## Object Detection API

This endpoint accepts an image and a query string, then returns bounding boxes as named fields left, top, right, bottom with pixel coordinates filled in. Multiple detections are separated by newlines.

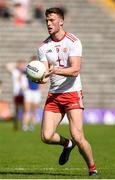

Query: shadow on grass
left=0, top=170, right=83, bottom=178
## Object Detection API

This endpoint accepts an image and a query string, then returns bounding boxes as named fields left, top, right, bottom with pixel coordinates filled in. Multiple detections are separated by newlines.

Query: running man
left=37, top=7, right=97, bottom=176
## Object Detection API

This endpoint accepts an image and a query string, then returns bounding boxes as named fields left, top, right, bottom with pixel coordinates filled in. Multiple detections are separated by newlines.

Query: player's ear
left=59, top=19, right=64, bottom=26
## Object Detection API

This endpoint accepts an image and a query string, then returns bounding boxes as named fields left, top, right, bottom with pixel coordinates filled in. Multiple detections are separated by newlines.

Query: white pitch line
left=14, top=168, right=25, bottom=171
left=3, top=167, right=86, bottom=171
left=42, top=167, right=83, bottom=171
left=3, top=167, right=108, bottom=171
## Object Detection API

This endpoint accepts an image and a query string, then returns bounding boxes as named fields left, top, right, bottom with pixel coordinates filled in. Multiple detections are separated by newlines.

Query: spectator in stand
left=33, top=3, right=44, bottom=23
left=6, top=60, right=28, bottom=130
left=0, top=0, right=11, bottom=19
left=57, top=4, right=67, bottom=16
left=12, top=0, right=30, bottom=25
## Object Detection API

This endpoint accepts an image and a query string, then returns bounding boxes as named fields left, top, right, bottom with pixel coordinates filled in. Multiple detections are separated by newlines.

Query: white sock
left=22, top=125, right=28, bottom=131
left=67, top=140, right=72, bottom=148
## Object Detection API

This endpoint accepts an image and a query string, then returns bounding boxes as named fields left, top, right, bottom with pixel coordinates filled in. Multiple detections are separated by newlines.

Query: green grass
left=0, top=122, right=115, bottom=179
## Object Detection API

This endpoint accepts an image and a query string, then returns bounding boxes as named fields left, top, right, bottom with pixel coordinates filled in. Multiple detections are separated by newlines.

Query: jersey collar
left=51, top=32, right=66, bottom=42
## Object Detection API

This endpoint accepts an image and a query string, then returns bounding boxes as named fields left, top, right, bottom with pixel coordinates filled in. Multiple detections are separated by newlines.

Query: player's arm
left=45, top=38, right=82, bottom=77
left=52, top=56, right=81, bottom=77
left=5, top=62, right=17, bottom=73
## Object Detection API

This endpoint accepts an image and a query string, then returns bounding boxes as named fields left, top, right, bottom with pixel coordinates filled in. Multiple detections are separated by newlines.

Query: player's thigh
left=31, top=90, right=41, bottom=104
left=24, top=90, right=34, bottom=112
left=67, top=109, right=84, bottom=139
left=24, top=102, right=31, bottom=112
left=31, top=103, right=38, bottom=112
left=41, top=111, right=63, bottom=138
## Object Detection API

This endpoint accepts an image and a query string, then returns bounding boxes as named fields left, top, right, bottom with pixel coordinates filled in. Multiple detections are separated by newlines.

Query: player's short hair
left=45, top=7, right=64, bottom=20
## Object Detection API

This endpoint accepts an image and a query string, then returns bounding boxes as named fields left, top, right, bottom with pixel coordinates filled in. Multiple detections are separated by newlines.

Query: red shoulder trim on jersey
left=66, top=33, right=77, bottom=42
left=66, top=33, right=77, bottom=40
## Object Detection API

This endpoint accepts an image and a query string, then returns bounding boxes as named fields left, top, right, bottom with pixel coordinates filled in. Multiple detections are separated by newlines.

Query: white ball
left=26, top=60, right=46, bottom=81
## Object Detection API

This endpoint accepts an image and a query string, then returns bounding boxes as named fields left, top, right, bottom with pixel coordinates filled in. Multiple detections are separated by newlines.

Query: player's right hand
left=45, top=64, right=54, bottom=78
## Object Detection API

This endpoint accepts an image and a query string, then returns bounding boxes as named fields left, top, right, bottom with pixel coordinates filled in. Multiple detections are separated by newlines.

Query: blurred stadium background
left=0, top=0, right=115, bottom=124
left=0, top=0, right=115, bottom=179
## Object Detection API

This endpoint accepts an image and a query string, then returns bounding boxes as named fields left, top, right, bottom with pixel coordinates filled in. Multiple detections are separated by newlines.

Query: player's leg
left=42, top=111, right=63, bottom=144
left=30, top=102, right=38, bottom=131
left=41, top=92, right=71, bottom=146
left=22, top=89, right=33, bottom=131
left=13, top=96, right=19, bottom=130
left=13, top=95, right=24, bottom=130
left=67, top=109, right=97, bottom=175
left=22, top=101, right=31, bottom=131
left=42, top=92, right=76, bottom=164
left=41, top=111, right=70, bottom=146
left=29, top=90, right=42, bottom=131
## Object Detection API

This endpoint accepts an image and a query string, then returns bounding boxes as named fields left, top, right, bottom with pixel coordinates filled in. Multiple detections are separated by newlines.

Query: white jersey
left=37, top=32, right=83, bottom=93
left=11, top=69, right=28, bottom=96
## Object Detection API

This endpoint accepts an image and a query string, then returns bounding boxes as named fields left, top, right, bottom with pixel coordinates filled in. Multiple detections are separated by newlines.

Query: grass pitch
left=0, top=122, right=115, bottom=179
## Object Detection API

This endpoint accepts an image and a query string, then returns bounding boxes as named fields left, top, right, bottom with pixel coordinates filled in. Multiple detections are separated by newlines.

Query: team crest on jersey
left=63, top=48, right=68, bottom=53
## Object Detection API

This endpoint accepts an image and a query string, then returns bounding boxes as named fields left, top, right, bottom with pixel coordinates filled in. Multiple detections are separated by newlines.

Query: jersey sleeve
left=69, top=38, right=82, bottom=57
left=37, top=47, right=47, bottom=62
left=11, top=69, right=19, bottom=77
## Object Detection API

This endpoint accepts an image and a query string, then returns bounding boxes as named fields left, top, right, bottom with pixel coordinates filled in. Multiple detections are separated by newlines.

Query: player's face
left=46, top=13, right=63, bottom=35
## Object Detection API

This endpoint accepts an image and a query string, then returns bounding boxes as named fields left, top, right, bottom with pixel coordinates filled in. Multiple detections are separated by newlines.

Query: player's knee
left=41, top=132, right=52, bottom=144
left=73, top=134, right=84, bottom=147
